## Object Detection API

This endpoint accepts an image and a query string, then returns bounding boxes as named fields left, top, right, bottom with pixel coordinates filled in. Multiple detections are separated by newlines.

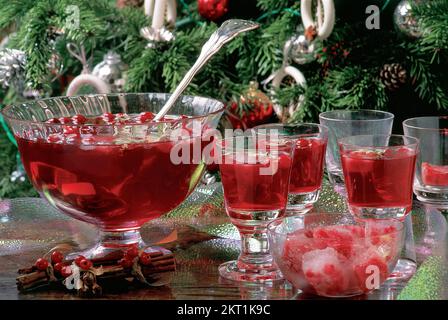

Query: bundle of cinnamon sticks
left=16, top=251, right=175, bottom=297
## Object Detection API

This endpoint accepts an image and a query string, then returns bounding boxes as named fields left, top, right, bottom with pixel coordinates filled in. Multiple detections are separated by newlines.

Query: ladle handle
left=154, top=19, right=259, bottom=121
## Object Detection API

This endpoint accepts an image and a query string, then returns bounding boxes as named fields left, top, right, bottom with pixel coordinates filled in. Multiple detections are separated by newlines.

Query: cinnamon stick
left=151, top=253, right=173, bottom=262
left=147, top=258, right=175, bottom=268
left=90, top=251, right=164, bottom=266
left=16, top=271, right=47, bottom=286
left=16, top=250, right=175, bottom=294
left=18, top=266, right=36, bottom=275
left=16, top=269, right=57, bottom=292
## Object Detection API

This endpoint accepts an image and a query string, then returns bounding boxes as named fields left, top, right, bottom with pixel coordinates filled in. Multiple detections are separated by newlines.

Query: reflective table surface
left=0, top=181, right=447, bottom=300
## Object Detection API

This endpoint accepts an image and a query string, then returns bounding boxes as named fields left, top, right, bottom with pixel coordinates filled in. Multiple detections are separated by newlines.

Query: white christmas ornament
left=263, top=1, right=337, bottom=121
left=301, top=0, right=335, bottom=40
left=270, top=66, right=307, bottom=121
left=263, top=42, right=307, bottom=121
left=65, top=43, right=110, bottom=96
left=144, top=0, right=177, bottom=28
left=141, top=0, right=177, bottom=48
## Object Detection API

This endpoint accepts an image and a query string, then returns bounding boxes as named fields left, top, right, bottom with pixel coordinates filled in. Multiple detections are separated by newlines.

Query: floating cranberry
left=125, top=246, right=139, bottom=259
left=47, top=133, right=63, bottom=143
left=80, top=126, right=96, bottom=135
left=77, top=258, right=93, bottom=270
left=59, top=117, right=72, bottom=124
left=51, top=250, right=64, bottom=264
left=63, top=126, right=78, bottom=135
left=139, top=252, right=152, bottom=266
left=46, top=118, right=60, bottom=124
left=35, top=258, right=49, bottom=271
left=138, top=112, right=155, bottom=123
left=101, top=112, right=115, bottom=123
left=60, top=266, right=72, bottom=278
left=53, top=262, right=64, bottom=273
left=72, top=114, right=87, bottom=125
left=119, top=258, right=134, bottom=269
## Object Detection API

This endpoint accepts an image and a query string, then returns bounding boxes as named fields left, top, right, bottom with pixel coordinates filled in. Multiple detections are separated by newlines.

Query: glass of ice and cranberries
left=339, top=135, right=419, bottom=219
left=253, top=123, right=328, bottom=215
left=1, top=93, right=224, bottom=260
left=268, top=214, right=404, bottom=298
left=403, top=117, right=448, bottom=208
left=218, top=135, right=294, bottom=282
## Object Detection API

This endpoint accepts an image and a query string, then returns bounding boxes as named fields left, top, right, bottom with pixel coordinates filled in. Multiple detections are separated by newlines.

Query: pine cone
left=380, top=63, right=407, bottom=91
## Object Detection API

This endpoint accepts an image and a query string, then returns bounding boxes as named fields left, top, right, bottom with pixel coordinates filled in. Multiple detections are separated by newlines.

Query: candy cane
left=301, top=0, right=335, bottom=40
left=271, top=66, right=307, bottom=120
left=144, top=0, right=177, bottom=28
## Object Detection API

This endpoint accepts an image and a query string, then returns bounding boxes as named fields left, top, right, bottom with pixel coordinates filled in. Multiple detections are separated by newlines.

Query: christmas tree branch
left=0, top=0, right=35, bottom=30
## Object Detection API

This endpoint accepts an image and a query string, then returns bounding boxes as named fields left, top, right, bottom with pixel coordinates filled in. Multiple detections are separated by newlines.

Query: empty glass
left=403, top=117, right=448, bottom=208
left=339, top=134, right=419, bottom=219
left=218, top=135, right=294, bottom=282
left=253, top=123, right=328, bottom=214
left=319, top=110, right=394, bottom=195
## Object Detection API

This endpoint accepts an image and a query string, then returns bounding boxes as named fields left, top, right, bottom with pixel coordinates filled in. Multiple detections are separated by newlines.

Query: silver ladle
left=154, top=19, right=260, bottom=121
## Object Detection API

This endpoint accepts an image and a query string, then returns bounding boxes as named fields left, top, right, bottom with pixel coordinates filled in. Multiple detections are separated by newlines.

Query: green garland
left=0, top=0, right=447, bottom=197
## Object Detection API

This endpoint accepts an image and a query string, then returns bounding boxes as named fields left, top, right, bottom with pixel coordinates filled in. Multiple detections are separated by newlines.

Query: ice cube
left=302, top=247, right=350, bottom=296
left=353, top=247, right=389, bottom=293
left=282, top=230, right=316, bottom=273
left=312, top=226, right=356, bottom=258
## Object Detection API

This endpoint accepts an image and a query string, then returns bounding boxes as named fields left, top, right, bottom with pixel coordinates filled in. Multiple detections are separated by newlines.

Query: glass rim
left=267, top=213, right=404, bottom=236
left=403, top=116, right=448, bottom=132
left=252, top=123, right=329, bottom=139
left=337, top=134, right=419, bottom=149
left=0, top=93, right=225, bottom=127
left=319, top=109, right=394, bottom=122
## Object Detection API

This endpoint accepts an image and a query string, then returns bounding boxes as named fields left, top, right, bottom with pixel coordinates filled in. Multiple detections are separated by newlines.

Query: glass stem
left=238, top=231, right=274, bottom=267
left=99, top=229, right=144, bottom=248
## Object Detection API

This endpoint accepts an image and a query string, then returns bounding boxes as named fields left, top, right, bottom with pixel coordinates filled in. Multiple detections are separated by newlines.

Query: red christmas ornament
left=226, top=81, right=274, bottom=130
left=198, top=0, right=229, bottom=22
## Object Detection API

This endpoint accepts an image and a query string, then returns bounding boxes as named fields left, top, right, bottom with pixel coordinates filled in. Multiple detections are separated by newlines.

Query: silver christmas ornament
left=92, top=52, right=128, bottom=92
left=201, top=171, right=217, bottom=185
left=140, top=26, right=175, bottom=49
left=0, top=48, right=48, bottom=99
left=394, top=0, right=423, bottom=38
left=22, top=86, right=46, bottom=100
left=0, top=48, right=26, bottom=89
left=288, top=34, right=315, bottom=65
left=10, top=169, right=26, bottom=183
